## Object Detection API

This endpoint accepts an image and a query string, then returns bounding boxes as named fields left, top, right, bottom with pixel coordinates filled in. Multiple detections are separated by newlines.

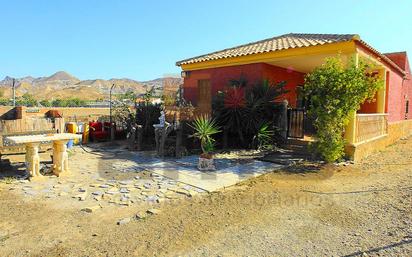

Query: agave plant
left=253, top=122, right=275, bottom=150
left=213, top=78, right=287, bottom=147
left=190, top=116, right=220, bottom=155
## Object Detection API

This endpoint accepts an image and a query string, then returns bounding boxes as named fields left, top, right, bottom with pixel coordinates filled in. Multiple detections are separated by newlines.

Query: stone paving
left=2, top=145, right=284, bottom=208
left=3, top=156, right=206, bottom=209
left=128, top=153, right=285, bottom=192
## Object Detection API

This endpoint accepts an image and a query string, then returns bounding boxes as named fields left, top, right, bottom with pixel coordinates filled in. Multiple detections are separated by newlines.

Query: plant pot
left=200, top=153, right=213, bottom=159
left=198, top=156, right=216, bottom=171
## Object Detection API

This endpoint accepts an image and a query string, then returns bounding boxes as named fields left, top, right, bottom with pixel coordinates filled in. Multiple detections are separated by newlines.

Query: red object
left=103, top=122, right=111, bottom=131
left=89, top=122, right=109, bottom=141
left=46, top=110, right=62, bottom=118
left=224, top=87, right=246, bottom=108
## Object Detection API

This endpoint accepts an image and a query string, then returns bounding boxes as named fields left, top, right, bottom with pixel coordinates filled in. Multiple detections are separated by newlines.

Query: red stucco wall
left=358, top=94, right=378, bottom=113
left=384, top=52, right=412, bottom=122
left=183, top=63, right=305, bottom=107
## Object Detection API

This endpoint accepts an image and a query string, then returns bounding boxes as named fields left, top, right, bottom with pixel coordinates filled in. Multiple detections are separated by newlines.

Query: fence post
left=280, top=100, right=289, bottom=142
left=175, top=122, right=183, bottom=158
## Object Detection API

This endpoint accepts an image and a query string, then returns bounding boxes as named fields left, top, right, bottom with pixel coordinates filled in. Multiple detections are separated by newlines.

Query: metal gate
left=287, top=108, right=305, bottom=138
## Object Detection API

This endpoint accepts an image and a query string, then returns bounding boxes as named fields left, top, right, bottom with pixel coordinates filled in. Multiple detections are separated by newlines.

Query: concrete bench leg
left=25, top=143, right=42, bottom=179
left=53, top=140, right=69, bottom=177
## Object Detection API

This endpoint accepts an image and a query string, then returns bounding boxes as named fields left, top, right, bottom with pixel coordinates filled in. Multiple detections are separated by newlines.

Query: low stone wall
left=346, top=119, right=412, bottom=161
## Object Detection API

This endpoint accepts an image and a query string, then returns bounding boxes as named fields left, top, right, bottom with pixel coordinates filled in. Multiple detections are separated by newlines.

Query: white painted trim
left=351, top=134, right=388, bottom=147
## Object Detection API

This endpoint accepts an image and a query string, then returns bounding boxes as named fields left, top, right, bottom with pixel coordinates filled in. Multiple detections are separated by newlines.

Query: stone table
left=6, top=133, right=82, bottom=179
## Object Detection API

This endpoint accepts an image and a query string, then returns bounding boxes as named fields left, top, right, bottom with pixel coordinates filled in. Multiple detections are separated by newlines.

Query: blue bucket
left=67, top=139, right=74, bottom=148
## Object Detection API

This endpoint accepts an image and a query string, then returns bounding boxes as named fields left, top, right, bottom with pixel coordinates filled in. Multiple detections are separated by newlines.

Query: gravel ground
left=0, top=137, right=411, bottom=256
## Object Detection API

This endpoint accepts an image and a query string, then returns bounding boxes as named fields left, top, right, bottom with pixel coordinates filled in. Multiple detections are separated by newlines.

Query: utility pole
left=109, top=83, right=115, bottom=124
left=12, top=78, right=16, bottom=107
left=109, top=84, right=116, bottom=141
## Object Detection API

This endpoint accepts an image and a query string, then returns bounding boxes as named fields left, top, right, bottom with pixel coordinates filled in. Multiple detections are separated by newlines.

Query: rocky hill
left=0, top=71, right=182, bottom=100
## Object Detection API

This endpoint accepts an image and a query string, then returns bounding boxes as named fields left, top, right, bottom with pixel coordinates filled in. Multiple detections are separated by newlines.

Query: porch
left=354, top=113, right=388, bottom=144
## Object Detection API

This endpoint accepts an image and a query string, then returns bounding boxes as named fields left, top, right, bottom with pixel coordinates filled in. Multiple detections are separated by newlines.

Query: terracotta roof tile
left=176, top=33, right=357, bottom=66
left=176, top=33, right=406, bottom=76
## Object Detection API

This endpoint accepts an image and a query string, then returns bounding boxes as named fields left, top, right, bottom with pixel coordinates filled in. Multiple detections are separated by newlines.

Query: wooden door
left=197, top=79, right=212, bottom=115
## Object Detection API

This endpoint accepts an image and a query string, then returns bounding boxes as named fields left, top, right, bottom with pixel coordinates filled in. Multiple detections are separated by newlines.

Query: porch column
left=344, top=52, right=359, bottom=145
left=344, top=111, right=357, bottom=144
left=376, top=69, right=386, bottom=113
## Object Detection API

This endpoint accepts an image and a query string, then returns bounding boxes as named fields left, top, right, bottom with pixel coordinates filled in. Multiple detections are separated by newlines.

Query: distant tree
left=40, top=99, right=52, bottom=107
left=16, top=93, right=37, bottom=107
left=50, top=98, right=87, bottom=107
left=0, top=98, right=11, bottom=106
left=117, top=91, right=137, bottom=102
left=51, top=99, right=64, bottom=107
left=142, top=86, right=155, bottom=104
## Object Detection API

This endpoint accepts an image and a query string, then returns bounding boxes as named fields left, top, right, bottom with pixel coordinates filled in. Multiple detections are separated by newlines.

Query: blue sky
left=0, top=0, right=411, bottom=81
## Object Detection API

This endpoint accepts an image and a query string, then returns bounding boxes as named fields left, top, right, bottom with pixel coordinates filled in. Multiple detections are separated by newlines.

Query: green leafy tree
left=51, top=99, right=64, bottom=107
left=303, top=57, right=383, bottom=162
left=117, top=91, right=137, bottom=102
left=50, top=98, right=87, bottom=107
left=40, top=99, right=52, bottom=107
left=16, top=93, right=37, bottom=107
left=0, top=98, right=11, bottom=106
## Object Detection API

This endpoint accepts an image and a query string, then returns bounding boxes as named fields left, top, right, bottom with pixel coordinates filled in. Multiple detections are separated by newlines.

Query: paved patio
left=1, top=145, right=285, bottom=209
left=129, top=152, right=285, bottom=192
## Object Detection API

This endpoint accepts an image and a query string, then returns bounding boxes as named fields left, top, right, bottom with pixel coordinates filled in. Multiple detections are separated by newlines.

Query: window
left=406, top=100, right=410, bottom=119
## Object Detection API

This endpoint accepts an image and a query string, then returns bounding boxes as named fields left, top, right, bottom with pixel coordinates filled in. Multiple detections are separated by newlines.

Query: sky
left=0, top=0, right=411, bottom=81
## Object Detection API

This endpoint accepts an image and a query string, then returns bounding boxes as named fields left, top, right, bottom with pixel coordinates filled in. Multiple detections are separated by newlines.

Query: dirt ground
left=0, top=137, right=411, bottom=256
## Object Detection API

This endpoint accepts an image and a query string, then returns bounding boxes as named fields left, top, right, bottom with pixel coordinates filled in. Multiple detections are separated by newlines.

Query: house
left=176, top=33, right=412, bottom=161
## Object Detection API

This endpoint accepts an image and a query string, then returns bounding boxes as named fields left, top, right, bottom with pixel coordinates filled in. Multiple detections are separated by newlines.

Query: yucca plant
left=190, top=116, right=220, bottom=157
left=253, top=122, right=275, bottom=150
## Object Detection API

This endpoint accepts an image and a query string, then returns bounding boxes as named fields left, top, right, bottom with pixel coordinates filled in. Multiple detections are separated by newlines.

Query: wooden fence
left=0, top=118, right=64, bottom=151
left=355, top=113, right=388, bottom=143
left=165, top=106, right=201, bottom=121
left=0, top=118, right=54, bottom=134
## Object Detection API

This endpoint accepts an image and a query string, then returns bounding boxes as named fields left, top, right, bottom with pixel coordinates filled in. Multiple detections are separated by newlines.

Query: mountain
left=34, top=71, right=80, bottom=85
left=0, top=71, right=182, bottom=100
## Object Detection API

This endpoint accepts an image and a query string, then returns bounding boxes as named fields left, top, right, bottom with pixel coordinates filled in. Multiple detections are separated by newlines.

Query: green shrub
left=135, top=101, right=161, bottom=139
left=304, top=57, right=383, bottom=162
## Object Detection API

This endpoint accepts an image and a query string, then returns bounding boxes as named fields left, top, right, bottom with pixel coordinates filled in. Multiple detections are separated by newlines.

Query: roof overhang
left=179, top=41, right=357, bottom=73
left=354, top=40, right=406, bottom=76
